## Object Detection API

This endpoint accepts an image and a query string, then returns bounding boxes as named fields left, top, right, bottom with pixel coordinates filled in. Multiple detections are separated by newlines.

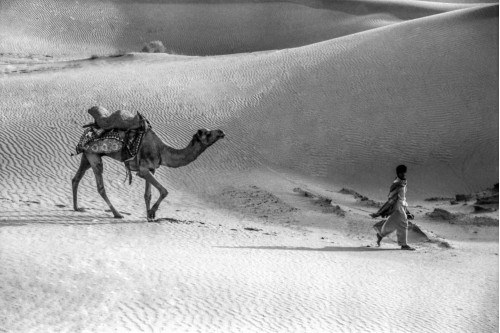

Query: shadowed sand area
left=0, top=0, right=498, bottom=332
left=0, top=0, right=492, bottom=56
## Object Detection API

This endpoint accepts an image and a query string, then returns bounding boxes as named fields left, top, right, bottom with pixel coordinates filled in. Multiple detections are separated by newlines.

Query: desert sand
left=0, top=0, right=498, bottom=332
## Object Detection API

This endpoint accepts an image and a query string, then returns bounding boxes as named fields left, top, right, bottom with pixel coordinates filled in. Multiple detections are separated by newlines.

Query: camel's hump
left=87, top=106, right=142, bottom=130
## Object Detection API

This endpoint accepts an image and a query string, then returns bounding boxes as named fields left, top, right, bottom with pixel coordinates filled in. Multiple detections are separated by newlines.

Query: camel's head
left=194, top=128, right=225, bottom=147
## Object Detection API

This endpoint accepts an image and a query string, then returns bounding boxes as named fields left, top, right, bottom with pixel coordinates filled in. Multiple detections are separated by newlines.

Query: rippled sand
left=0, top=1, right=498, bottom=332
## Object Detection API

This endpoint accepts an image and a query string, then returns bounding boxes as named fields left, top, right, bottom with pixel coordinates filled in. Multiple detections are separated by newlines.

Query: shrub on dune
left=142, top=40, right=166, bottom=53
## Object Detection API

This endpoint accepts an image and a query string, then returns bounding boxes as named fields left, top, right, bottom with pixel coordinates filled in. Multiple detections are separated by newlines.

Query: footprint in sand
left=244, top=227, right=263, bottom=232
left=21, top=200, right=41, bottom=206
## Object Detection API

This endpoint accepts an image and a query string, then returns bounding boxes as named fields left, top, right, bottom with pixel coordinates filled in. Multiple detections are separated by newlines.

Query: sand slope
left=1, top=3, right=497, bottom=200
left=1, top=213, right=498, bottom=332
left=0, top=0, right=482, bottom=57
left=0, top=1, right=498, bottom=332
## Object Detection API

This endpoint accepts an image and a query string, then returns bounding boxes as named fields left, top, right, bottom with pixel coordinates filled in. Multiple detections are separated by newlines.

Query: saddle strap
left=124, top=161, right=133, bottom=185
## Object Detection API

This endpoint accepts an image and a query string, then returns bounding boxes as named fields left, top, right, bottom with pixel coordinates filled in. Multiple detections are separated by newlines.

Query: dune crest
left=0, top=0, right=485, bottom=57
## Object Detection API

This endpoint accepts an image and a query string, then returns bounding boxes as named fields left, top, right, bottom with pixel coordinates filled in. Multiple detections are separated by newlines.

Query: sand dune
left=1, top=214, right=497, bottom=332
left=0, top=1, right=498, bottom=332
left=0, top=0, right=482, bottom=57
left=1, top=3, right=497, bottom=199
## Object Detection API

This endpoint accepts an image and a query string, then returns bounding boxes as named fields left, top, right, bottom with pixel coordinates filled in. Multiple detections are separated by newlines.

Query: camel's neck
left=160, top=138, right=206, bottom=168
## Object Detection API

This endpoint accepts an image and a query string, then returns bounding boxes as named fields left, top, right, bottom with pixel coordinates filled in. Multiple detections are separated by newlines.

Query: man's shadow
left=217, top=246, right=400, bottom=252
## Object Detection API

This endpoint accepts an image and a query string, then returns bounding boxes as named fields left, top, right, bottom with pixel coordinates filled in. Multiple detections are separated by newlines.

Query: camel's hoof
left=147, top=211, right=156, bottom=222
left=75, top=208, right=86, bottom=213
left=113, top=214, right=124, bottom=219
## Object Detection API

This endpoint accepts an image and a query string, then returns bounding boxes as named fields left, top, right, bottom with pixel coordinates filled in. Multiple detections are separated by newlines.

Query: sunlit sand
left=0, top=1, right=498, bottom=332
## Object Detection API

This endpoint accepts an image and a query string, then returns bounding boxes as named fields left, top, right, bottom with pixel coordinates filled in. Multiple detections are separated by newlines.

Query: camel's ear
left=193, top=129, right=204, bottom=141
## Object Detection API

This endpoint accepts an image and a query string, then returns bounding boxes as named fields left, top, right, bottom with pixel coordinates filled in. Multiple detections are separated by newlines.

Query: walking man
left=370, top=164, right=415, bottom=251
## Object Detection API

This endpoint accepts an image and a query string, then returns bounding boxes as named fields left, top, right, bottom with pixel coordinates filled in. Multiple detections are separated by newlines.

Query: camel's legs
left=138, top=167, right=168, bottom=221
left=86, top=153, right=124, bottom=219
left=144, top=169, right=155, bottom=213
left=72, top=154, right=91, bottom=212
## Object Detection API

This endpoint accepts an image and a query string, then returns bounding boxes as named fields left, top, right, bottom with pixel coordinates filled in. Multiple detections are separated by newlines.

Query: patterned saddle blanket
left=75, top=127, right=148, bottom=159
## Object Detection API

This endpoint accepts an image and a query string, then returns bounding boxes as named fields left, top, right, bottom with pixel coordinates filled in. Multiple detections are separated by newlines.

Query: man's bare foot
left=376, top=233, right=383, bottom=247
left=401, top=245, right=416, bottom=251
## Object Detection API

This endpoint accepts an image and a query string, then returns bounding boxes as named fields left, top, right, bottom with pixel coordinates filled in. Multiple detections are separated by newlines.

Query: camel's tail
left=124, top=162, right=133, bottom=185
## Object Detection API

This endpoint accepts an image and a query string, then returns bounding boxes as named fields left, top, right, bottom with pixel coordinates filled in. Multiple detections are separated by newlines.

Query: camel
left=72, top=128, right=225, bottom=221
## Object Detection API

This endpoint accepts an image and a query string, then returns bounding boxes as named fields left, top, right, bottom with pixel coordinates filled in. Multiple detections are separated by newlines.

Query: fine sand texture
left=0, top=1, right=498, bottom=332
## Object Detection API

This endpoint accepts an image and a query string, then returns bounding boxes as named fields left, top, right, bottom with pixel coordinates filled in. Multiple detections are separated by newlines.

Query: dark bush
left=142, top=41, right=166, bottom=53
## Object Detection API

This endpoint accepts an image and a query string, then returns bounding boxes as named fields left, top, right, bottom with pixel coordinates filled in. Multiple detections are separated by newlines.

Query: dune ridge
left=0, top=0, right=485, bottom=57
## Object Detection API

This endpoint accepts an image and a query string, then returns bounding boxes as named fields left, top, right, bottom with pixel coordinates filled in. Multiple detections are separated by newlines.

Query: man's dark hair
left=396, top=164, right=407, bottom=174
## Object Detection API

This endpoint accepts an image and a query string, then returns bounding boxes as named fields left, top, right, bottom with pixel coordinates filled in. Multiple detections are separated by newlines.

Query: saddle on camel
left=74, top=106, right=151, bottom=174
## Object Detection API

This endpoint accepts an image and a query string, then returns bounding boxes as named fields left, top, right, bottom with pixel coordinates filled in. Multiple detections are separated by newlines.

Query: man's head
left=396, top=164, right=407, bottom=179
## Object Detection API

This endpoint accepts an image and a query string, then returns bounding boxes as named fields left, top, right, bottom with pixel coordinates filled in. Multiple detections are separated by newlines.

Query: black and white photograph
left=0, top=0, right=498, bottom=332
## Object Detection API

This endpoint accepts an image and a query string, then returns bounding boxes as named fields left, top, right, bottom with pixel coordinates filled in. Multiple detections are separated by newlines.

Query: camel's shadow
left=0, top=211, right=142, bottom=226
left=0, top=211, right=197, bottom=227
left=0, top=221, right=28, bottom=227
left=0, top=217, right=146, bottom=226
